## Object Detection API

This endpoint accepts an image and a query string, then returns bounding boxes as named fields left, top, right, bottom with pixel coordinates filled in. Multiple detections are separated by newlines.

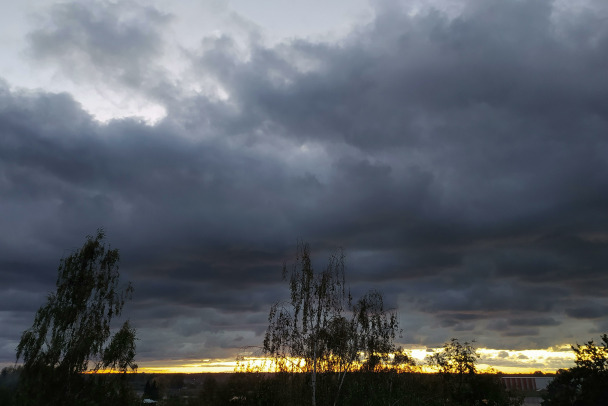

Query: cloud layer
left=1, top=0, right=608, bottom=368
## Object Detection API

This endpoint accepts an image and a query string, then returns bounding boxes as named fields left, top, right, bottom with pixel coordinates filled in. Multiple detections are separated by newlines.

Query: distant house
left=502, top=376, right=553, bottom=391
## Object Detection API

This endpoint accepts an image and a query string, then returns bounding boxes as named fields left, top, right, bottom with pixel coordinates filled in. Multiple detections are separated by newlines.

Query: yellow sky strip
left=134, top=346, right=576, bottom=374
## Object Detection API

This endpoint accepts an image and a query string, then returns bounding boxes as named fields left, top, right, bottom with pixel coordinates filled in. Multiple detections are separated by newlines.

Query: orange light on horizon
left=138, top=345, right=575, bottom=374
left=133, top=345, right=576, bottom=375
left=138, top=361, right=238, bottom=374
left=86, top=369, right=135, bottom=374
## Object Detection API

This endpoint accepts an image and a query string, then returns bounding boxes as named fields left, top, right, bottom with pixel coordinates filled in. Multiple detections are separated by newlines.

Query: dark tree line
left=209, top=338, right=521, bottom=406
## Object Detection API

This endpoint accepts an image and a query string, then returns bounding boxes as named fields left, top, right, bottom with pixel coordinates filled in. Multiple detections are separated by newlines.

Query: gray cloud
left=27, top=1, right=170, bottom=88
left=566, top=305, right=608, bottom=320
left=2, top=0, right=608, bottom=366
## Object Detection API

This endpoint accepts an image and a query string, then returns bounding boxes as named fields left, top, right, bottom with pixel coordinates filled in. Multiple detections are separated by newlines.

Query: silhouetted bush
left=543, top=334, right=608, bottom=406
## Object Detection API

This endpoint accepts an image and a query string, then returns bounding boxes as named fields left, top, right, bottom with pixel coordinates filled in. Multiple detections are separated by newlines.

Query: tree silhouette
left=263, top=242, right=399, bottom=406
left=16, top=229, right=137, bottom=406
left=428, top=339, right=479, bottom=405
left=543, top=334, right=608, bottom=406
left=428, top=338, right=479, bottom=376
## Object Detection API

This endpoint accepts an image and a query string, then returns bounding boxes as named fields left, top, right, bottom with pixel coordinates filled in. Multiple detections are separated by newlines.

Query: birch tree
left=263, top=242, right=399, bottom=406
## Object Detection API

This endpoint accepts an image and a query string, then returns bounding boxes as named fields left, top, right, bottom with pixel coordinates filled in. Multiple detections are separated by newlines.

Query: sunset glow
left=135, top=346, right=576, bottom=374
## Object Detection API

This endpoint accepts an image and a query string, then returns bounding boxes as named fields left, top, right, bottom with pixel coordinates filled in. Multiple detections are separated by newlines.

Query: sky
left=1, top=0, right=608, bottom=373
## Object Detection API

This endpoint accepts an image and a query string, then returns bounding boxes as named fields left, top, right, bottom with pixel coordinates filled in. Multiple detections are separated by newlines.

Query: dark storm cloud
left=565, top=305, right=608, bottom=320
left=510, top=317, right=561, bottom=327
left=187, top=0, right=608, bottom=272
left=2, top=0, right=608, bottom=365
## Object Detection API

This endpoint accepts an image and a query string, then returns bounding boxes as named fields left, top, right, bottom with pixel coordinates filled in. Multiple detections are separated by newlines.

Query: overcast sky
left=1, top=0, right=608, bottom=372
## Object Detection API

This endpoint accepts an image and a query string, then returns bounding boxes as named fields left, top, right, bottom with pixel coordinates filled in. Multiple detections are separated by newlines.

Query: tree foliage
left=263, top=242, right=399, bottom=406
left=428, top=338, right=479, bottom=376
left=542, top=334, right=608, bottom=406
left=16, top=229, right=137, bottom=406
left=427, top=338, right=521, bottom=406
left=427, top=338, right=479, bottom=404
